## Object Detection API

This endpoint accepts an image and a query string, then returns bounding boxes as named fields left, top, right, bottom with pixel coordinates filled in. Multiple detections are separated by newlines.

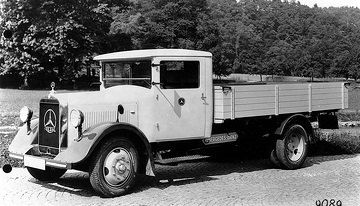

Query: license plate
left=203, top=132, right=239, bottom=145
left=24, top=155, right=46, bottom=170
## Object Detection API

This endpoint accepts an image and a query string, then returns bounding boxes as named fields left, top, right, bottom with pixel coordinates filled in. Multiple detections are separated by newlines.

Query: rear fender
left=55, top=122, right=155, bottom=176
left=274, top=114, right=314, bottom=143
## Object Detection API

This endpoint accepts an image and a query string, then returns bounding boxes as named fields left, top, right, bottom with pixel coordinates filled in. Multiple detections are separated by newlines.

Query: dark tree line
left=1, top=0, right=360, bottom=87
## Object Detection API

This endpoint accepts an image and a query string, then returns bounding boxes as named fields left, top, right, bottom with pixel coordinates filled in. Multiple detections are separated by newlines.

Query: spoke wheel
left=276, top=124, right=308, bottom=169
left=90, top=137, right=139, bottom=197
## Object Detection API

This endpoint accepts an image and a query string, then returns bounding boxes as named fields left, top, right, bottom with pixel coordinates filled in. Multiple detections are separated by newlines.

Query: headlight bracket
left=20, top=106, right=33, bottom=135
left=70, top=109, right=84, bottom=141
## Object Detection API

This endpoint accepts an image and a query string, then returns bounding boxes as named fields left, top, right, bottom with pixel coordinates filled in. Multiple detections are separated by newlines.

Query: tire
left=269, top=149, right=282, bottom=168
left=275, top=124, right=308, bottom=169
left=27, top=166, right=67, bottom=182
left=89, top=136, right=139, bottom=197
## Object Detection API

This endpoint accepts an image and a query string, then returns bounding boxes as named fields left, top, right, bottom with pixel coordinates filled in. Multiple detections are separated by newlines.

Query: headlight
left=20, top=106, right=33, bottom=123
left=70, top=109, right=84, bottom=128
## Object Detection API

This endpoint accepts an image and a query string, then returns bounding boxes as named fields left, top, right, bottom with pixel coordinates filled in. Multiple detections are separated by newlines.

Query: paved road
left=1, top=154, right=359, bottom=206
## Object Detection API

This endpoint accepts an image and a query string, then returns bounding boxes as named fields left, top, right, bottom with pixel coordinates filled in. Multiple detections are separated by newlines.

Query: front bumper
left=9, top=152, right=71, bottom=170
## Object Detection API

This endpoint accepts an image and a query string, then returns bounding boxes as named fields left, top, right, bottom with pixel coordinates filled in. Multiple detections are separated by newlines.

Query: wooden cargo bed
left=214, top=82, right=348, bottom=123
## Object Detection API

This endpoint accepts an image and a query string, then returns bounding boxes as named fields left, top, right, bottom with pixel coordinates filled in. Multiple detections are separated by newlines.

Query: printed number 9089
left=316, top=199, right=342, bottom=206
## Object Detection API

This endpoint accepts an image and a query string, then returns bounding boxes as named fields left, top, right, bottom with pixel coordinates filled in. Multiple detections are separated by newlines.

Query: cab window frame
left=101, top=60, right=152, bottom=89
left=159, top=60, right=200, bottom=89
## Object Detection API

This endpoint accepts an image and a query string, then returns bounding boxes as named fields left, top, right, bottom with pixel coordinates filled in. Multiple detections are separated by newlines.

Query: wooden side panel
left=233, top=85, right=276, bottom=118
left=311, top=82, right=346, bottom=111
left=214, top=86, right=232, bottom=123
left=344, top=85, right=349, bottom=109
left=213, top=87, right=223, bottom=121
left=213, top=82, right=348, bottom=123
left=278, top=84, right=309, bottom=114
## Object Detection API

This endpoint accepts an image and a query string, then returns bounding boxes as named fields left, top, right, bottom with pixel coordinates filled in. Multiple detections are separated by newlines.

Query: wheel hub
left=103, top=148, right=132, bottom=186
left=287, top=133, right=305, bottom=161
left=115, top=162, right=127, bottom=174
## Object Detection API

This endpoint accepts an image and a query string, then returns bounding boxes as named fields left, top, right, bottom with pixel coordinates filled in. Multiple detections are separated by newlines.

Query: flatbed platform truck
left=8, top=49, right=348, bottom=197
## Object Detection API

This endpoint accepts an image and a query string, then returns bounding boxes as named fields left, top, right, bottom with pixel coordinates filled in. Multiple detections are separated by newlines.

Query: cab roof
left=94, top=49, right=212, bottom=61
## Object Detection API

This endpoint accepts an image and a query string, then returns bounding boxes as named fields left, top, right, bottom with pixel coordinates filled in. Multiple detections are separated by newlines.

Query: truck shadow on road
left=135, top=154, right=359, bottom=192
left=29, top=154, right=358, bottom=197
left=135, top=157, right=273, bottom=190
left=30, top=172, right=96, bottom=197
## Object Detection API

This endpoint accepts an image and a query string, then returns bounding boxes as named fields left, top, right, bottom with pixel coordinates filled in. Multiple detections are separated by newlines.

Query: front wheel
left=27, top=167, right=67, bottom=182
left=89, top=136, right=139, bottom=197
left=275, top=124, right=308, bottom=169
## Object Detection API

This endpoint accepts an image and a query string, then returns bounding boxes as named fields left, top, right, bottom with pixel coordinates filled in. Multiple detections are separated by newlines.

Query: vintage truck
left=8, top=49, right=348, bottom=197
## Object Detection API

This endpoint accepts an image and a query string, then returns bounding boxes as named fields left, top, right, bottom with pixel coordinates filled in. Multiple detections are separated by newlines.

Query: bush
left=0, top=132, right=24, bottom=168
left=0, top=115, right=24, bottom=168
left=310, top=129, right=360, bottom=156
left=337, top=112, right=360, bottom=122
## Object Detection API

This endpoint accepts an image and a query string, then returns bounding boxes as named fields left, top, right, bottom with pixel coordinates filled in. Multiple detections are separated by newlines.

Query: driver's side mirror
left=90, top=82, right=102, bottom=86
left=90, top=82, right=102, bottom=90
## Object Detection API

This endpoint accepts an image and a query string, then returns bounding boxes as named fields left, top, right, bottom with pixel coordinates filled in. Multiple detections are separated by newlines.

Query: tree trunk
left=20, top=76, right=29, bottom=89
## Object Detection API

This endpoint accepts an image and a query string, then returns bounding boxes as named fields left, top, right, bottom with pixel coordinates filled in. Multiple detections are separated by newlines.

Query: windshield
left=102, top=61, right=151, bottom=88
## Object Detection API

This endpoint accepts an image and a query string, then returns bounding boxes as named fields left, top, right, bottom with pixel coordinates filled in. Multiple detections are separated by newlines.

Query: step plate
left=155, top=155, right=210, bottom=165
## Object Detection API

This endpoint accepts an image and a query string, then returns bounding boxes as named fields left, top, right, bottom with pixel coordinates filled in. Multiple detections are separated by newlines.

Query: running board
left=154, top=154, right=210, bottom=166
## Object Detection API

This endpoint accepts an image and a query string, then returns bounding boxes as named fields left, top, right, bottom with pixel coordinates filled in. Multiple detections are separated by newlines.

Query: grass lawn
left=0, top=89, right=72, bottom=116
left=1, top=86, right=360, bottom=169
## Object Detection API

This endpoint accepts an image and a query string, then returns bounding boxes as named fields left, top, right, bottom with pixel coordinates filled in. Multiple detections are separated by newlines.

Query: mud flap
left=146, top=157, right=155, bottom=176
left=318, top=114, right=339, bottom=129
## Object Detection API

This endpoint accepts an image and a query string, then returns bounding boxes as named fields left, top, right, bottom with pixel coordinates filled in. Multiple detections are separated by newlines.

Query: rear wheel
left=89, top=136, right=139, bottom=197
left=275, top=124, right=308, bottom=169
left=269, top=149, right=282, bottom=168
left=27, top=167, right=66, bottom=181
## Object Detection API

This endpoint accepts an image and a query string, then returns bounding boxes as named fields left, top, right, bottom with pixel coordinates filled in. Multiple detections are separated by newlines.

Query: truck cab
left=95, top=49, right=214, bottom=142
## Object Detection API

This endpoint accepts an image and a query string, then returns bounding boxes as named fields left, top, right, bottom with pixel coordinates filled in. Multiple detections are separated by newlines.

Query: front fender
left=9, top=119, right=39, bottom=155
left=54, top=122, right=152, bottom=164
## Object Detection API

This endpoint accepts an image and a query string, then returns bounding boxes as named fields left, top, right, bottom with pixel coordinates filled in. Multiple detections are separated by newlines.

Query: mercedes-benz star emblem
left=178, top=97, right=185, bottom=106
left=44, top=109, right=56, bottom=133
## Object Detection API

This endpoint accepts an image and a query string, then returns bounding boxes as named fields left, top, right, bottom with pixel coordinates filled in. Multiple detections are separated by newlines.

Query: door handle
left=201, top=93, right=206, bottom=101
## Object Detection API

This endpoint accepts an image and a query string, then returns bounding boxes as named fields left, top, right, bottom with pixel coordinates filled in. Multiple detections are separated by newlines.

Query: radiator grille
left=39, top=98, right=60, bottom=155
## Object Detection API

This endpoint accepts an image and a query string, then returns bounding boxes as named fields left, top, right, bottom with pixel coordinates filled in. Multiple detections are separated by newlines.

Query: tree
left=114, top=0, right=209, bottom=49
left=264, top=40, right=294, bottom=76
left=0, top=0, right=131, bottom=86
left=111, top=0, right=225, bottom=75
left=2, top=0, right=360, bottom=84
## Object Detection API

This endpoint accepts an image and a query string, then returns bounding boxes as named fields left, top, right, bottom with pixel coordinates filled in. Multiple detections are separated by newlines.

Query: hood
left=47, top=85, right=153, bottom=132
left=53, top=85, right=152, bottom=107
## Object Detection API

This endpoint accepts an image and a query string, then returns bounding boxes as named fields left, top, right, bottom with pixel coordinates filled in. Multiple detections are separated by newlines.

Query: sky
left=297, top=0, right=360, bottom=8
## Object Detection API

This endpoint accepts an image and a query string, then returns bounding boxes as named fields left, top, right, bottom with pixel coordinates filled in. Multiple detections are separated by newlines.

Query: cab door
left=153, top=57, right=207, bottom=141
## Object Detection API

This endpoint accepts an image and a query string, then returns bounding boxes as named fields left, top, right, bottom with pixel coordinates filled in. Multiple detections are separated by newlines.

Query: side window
left=160, top=61, right=199, bottom=89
